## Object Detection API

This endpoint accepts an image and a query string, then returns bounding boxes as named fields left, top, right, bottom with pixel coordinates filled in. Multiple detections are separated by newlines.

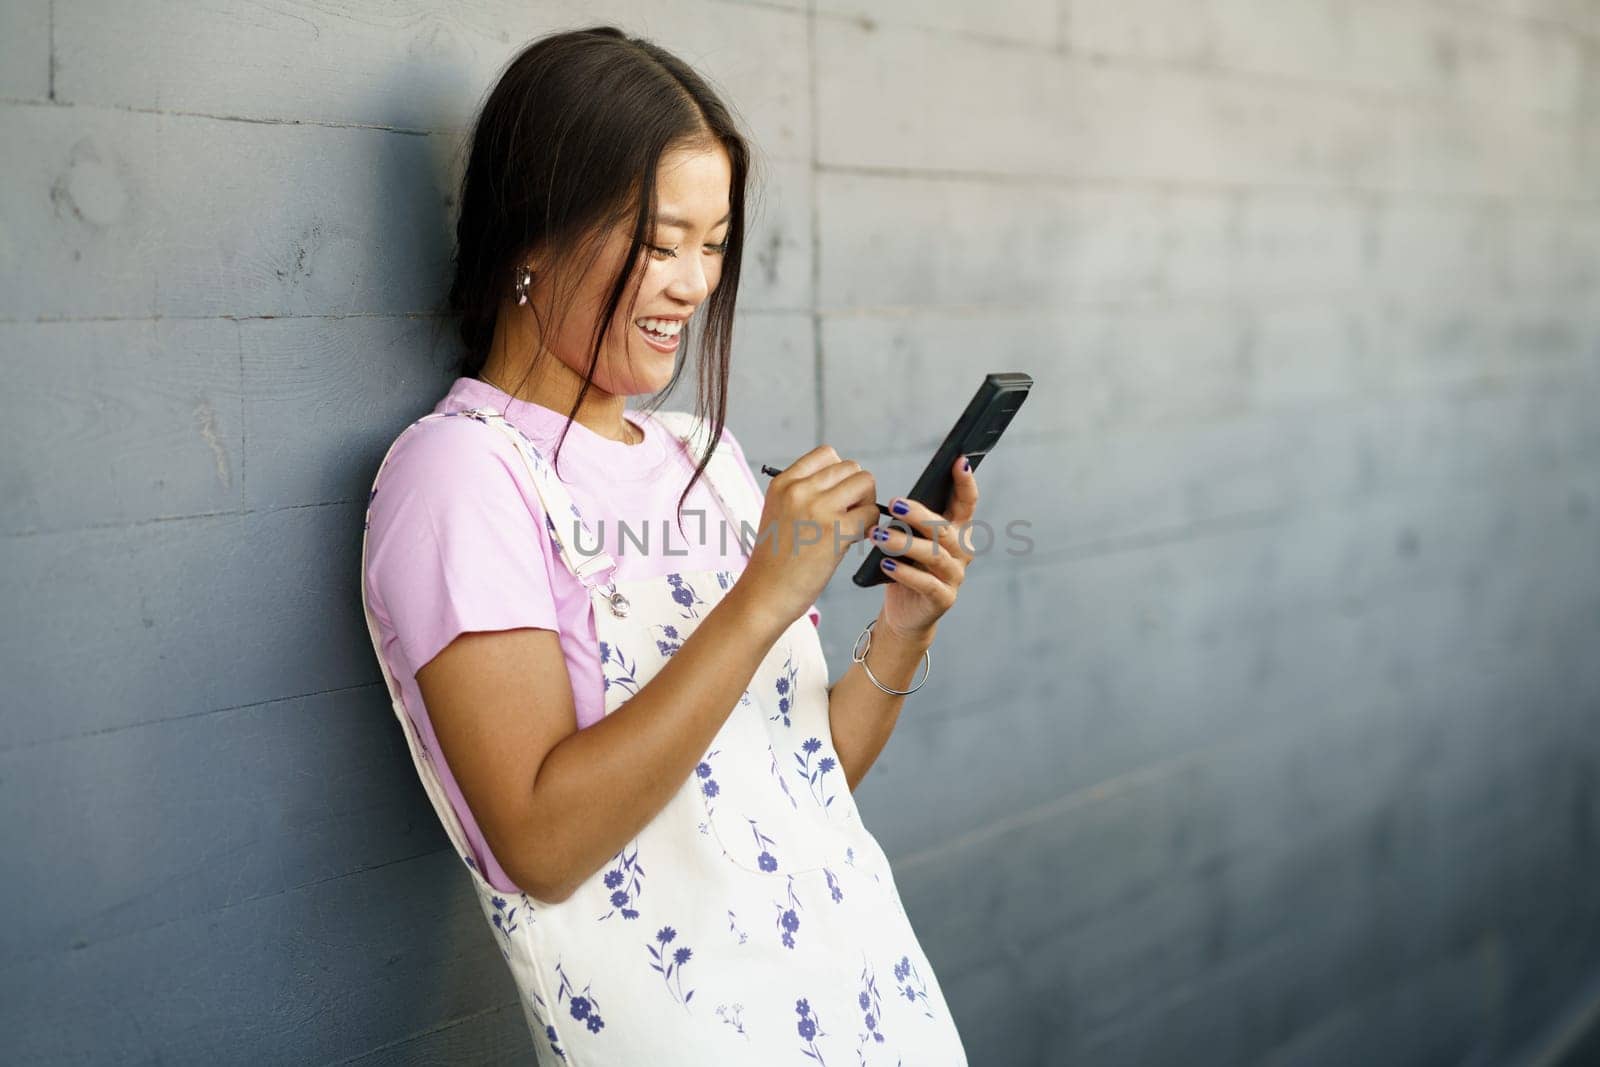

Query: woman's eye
left=649, top=241, right=729, bottom=261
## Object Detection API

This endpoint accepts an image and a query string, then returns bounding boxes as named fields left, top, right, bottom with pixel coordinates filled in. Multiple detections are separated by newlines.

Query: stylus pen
left=760, top=463, right=893, bottom=518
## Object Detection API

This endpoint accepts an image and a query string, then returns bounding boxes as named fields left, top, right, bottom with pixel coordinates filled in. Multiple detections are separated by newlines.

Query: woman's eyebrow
left=657, top=211, right=732, bottom=230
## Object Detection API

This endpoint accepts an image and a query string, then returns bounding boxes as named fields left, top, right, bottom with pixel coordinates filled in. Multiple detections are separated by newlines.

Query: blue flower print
left=795, top=995, right=829, bottom=1063
left=530, top=991, right=566, bottom=1061
left=774, top=876, right=804, bottom=949
left=857, top=959, right=887, bottom=1050
left=553, top=961, right=606, bottom=1040
left=697, top=749, right=722, bottom=818
left=796, top=737, right=840, bottom=810
left=715, top=1001, right=749, bottom=1038
left=666, top=572, right=706, bottom=619
left=728, top=909, right=748, bottom=945
left=600, top=641, right=640, bottom=696
left=488, top=894, right=526, bottom=959
left=652, top=621, right=683, bottom=659
left=647, top=924, right=696, bottom=1008
left=545, top=512, right=565, bottom=556
left=715, top=568, right=735, bottom=591
left=893, top=954, right=936, bottom=1019
left=770, top=653, right=800, bottom=726
left=823, top=866, right=844, bottom=904
left=597, top=842, right=645, bottom=922
left=489, top=894, right=517, bottom=931
left=748, top=818, right=779, bottom=872
left=768, top=743, right=801, bottom=810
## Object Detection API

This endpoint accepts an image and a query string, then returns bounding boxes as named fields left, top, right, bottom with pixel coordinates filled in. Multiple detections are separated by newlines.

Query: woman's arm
left=825, top=458, right=980, bottom=792
left=826, top=612, right=936, bottom=794
left=416, top=581, right=791, bottom=903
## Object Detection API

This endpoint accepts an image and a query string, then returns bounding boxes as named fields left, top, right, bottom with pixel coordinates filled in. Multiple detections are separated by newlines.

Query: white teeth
left=635, top=317, right=684, bottom=337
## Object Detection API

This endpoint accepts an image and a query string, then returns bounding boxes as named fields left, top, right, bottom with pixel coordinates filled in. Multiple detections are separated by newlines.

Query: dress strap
left=648, top=409, right=763, bottom=560
left=451, top=406, right=621, bottom=588
left=430, top=405, right=762, bottom=585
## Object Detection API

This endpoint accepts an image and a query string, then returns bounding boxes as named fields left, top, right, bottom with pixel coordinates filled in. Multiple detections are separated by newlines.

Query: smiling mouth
left=635, top=321, right=682, bottom=351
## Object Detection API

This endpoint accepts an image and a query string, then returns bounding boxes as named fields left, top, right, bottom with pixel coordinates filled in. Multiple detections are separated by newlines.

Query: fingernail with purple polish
left=882, top=559, right=897, bottom=571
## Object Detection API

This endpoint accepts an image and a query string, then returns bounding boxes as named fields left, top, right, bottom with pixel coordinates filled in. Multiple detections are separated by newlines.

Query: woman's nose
left=667, top=254, right=712, bottom=304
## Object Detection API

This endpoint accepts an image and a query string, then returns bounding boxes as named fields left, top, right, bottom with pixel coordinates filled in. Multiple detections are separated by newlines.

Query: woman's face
left=535, top=142, right=733, bottom=399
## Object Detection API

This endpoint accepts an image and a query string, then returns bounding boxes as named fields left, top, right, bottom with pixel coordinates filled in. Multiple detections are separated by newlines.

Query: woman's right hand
left=737, top=445, right=879, bottom=629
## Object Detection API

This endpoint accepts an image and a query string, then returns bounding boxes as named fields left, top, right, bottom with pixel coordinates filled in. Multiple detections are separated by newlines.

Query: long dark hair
left=443, top=25, right=755, bottom=524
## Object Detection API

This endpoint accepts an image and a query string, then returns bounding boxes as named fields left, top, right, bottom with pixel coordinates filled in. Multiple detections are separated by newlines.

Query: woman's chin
left=620, top=369, right=676, bottom=398
left=638, top=354, right=679, bottom=388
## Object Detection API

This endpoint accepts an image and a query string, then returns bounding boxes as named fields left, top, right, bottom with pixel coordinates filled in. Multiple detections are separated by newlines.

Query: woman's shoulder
left=363, top=408, right=568, bottom=671
left=379, top=410, right=532, bottom=488
left=367, top=411, right=548, bottom=537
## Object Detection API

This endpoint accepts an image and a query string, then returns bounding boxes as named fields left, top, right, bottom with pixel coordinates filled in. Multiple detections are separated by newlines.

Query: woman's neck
left=478, top=356, right=640, bottom=446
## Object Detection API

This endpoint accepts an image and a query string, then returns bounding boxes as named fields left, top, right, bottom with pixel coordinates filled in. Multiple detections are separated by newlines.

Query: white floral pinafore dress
left=359, top=404, right=968, bottom=1066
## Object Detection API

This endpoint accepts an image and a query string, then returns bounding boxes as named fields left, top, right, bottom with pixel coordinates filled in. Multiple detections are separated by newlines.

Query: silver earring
left=514, top=265, right=533, bottom=306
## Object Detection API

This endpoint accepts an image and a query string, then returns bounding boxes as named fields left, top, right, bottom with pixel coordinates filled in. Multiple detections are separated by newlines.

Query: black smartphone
left=852, top=372, right=1034, bottom=588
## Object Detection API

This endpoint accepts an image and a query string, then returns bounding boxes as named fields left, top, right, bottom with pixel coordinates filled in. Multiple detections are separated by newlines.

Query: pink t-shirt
left=363, top=375, right=820, bottom=893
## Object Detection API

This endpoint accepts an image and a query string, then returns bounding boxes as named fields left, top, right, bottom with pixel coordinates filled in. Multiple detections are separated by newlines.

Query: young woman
left=360, top=26, right=979, bottom=1064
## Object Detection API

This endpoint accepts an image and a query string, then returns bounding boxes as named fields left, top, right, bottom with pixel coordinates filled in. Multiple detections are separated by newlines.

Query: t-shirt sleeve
left=365, top=416, right=561, bottom=675
left=719, top=424, right=821, bottom=629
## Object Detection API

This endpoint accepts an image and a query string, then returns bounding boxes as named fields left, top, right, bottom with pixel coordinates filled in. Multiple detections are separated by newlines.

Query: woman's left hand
left=871, top=454, right=979, bottom=642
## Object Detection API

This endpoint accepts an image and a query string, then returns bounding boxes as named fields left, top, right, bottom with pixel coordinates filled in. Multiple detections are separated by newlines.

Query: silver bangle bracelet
left=850, top=618, right=931, bottom=696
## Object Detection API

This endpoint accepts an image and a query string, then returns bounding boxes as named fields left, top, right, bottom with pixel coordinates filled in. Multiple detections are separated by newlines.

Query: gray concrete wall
left=2, top=1, right=1597, bottom=1063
